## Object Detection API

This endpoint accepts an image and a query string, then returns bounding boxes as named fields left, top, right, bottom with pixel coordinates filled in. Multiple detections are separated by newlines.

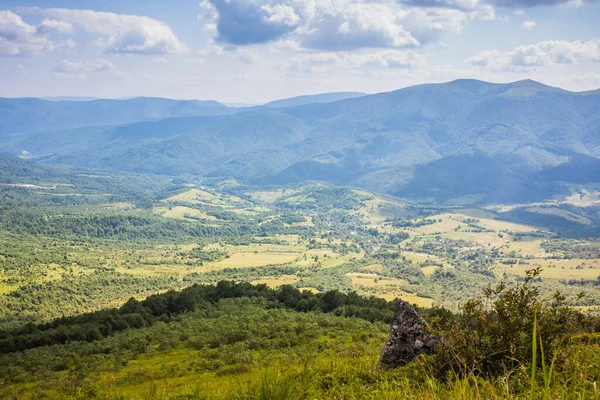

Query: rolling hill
left=2, top=79, right=600, bottom=205
left=264, top=91, right=367, bottom=108
left=0, top=97, right=234, bottom=135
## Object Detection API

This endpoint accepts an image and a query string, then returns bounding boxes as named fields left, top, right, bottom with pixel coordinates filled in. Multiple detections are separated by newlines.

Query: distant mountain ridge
left=264, top=92, right=367, bottom=108
left=0, top=97, right=232, bottom=135
left=2, top=79, right=600, bottom=205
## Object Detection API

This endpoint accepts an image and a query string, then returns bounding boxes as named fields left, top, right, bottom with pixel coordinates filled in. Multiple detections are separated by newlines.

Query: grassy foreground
left=5, top=329, right=597, bottom=399
left=1, top=275, right=599, bottom=400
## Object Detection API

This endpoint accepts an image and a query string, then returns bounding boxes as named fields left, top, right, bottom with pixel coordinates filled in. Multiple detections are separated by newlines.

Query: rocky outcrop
left=378, top=300, right=439, bottom=369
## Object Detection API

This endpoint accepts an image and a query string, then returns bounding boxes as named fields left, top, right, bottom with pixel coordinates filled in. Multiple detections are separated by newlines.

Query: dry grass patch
left=505, top=239, right=550, bottom=258
left=346, top=273, right=433, bottom=306
left=251, top=275, right=299, bottom=288
left=206, top=252, right=300, bottom=270
left=502, top=259, right=600, bottom=280
left=361, top=264, right=384, bottom=273
left=421, top=266, right=439, bottom=276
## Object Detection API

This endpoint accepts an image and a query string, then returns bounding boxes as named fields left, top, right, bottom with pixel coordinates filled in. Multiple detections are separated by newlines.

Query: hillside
left=2, top=79, right=600, bottom=205
left=1, top=157, right=599, bottom=399
left=264, top=91, right=367, bottom=108
left=0, top=97, right=234, bottom=135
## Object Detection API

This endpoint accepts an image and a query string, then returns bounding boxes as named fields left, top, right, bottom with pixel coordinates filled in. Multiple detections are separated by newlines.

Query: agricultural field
left=1, top=165, right=600, bottom=334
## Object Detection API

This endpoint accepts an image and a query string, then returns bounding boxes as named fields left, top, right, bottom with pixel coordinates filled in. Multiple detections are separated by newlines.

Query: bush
left=432, top=268, right=585, bottom=378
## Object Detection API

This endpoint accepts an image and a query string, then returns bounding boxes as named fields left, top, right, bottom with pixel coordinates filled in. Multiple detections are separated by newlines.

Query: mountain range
left=2, top=79, right=599, bottom=205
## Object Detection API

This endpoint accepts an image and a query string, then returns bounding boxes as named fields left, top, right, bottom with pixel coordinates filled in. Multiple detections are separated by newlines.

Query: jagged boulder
left=378, top=300, right=439, bottom=369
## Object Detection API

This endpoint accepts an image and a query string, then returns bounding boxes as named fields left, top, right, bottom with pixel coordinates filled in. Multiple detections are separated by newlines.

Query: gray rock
left=378, top=300, right=439, bottom=369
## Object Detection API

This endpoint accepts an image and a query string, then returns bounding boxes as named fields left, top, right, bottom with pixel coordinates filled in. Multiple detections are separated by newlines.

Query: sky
left=0, top=0, right=599, bottom=104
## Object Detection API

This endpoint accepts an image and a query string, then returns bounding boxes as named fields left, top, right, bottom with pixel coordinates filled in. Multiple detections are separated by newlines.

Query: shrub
left=432, top=268, right=584, bottom=378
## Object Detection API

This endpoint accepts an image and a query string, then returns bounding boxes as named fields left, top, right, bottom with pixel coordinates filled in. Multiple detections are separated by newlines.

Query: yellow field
left=298, top=287, right=321, bottom=293
left=251, top=275, right=299, bottom=288
left=347, top=273, right=407, bottom=287
left=442, top=230, right=507, bottom=247
left=505, top=239, right=551, bottom=258
left=0, top=283, right=18, bottom=294
left=207, top=253, right=299, bottom=270
left=457, top=213, right=540, bottom=234
left=411, top=214, right=462, bottom=235
left=420, top=266, right=439, bottom=276
left=346, top=273, right=433, bottom=307
left=502, top=259, right=600, bottom=280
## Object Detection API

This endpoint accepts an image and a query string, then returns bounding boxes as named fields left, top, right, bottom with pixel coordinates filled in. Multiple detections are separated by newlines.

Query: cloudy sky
left=0, top=0, right=599, bottom=103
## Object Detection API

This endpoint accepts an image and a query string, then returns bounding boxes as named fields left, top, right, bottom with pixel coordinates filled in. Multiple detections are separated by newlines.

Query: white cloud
left=400, top=5, right=495, bottom=44
left=42, top=8, right=189, bottom=54
left=0, top=10, right=54, bottom=56
left=522, top=20, right=536, bottom=30
left=571, top=73, right=600, bottom=88
left=36, top=19, right=73, bottom=35
left=198, top=40, right=224, bottom=56
left=153, top=58, right=169, bottom=64
left=53, top=58, right=114, bottom=73
left=236, top=48, right=260, bottom=64
left=202, top=0, right=494, bottom=51
left=186, top=58, right=206, bottom=65
left=261, top=4, right=300, bottom=26
left=466, top=39, right=600, bottom=71
left=270, top=39, right=302, bottom=53
left=350, top=50, right=425, bottom=68
left=282, top=49, right=424, bottom=73
left=514, top=9, right=525, bottom=15
left=300, top=3, right=420, bottom=50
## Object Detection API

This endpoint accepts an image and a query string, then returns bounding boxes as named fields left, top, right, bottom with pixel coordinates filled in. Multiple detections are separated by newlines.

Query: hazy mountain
left=39, top=96, right=102, bottom=102
left=264, top=92, right=367, bottom=108
left=4, top=79, right=600, bottom=205
left=0, top=97, right=234, bottom=135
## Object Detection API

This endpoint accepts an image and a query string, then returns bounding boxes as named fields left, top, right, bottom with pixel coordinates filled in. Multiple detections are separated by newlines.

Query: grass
left=13, top=334, right=596, bottom=399
left=503, top=260, right=600, bottom=280
left=354, top=196, right=410, bottom=225
left=346, top=273, right=433, bottom=307
left=506, top=239, right=551, bottom=258
left=525, top=206, right=594, bottom=225
left=246, top=189, right=297, bottom=203
left=164, top=188, right=246, bottom=207
left=154, top=206, right=218, bottom=221
left=207, top=252, right=301, bottom=270
left=420, top=266, right=440, bottom=276
left=251, top=275, right=299, bottom=288
left=564, top=189, right=600, bottom=207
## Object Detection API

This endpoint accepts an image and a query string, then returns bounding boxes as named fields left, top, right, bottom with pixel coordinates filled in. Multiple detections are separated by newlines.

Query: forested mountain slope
left=0, top=97, right=233, bottom=135
left=3, top=79, right=600, bottom=204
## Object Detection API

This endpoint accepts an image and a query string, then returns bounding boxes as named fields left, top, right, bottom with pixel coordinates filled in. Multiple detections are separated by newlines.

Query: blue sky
left=0, top=0, right=599, bottom=103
